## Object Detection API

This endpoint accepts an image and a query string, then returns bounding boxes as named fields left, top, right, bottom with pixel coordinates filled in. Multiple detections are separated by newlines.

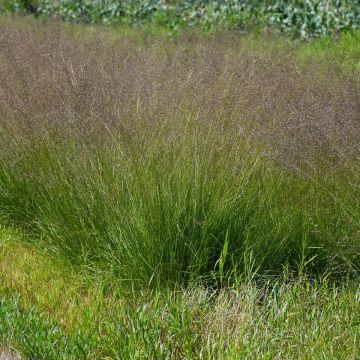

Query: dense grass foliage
left=2, top=0, right=360, bottom=39
left=0, top=20, right=359, bottom=287
left=2, top=284, right=359, bottom=359
left=0, top=236, right=359, bottom=359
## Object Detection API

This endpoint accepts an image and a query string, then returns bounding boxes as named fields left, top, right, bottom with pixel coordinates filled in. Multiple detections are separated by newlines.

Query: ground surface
left=0, top=350, right=21, bottom=360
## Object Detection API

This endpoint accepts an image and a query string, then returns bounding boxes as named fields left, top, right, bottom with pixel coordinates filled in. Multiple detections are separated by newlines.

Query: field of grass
left=0, top=17, right=359, bottom=359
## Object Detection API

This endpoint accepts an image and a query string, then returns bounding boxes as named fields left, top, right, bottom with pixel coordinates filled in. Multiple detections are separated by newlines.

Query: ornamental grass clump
left=0, top=20, right=359, bottom=286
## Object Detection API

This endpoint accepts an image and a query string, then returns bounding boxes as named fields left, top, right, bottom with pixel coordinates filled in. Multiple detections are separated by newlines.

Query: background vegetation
left=1, top=0, right=360, bottom=39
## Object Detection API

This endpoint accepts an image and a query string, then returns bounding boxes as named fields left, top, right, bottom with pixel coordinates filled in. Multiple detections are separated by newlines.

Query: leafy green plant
left=2, top=0, right=360, bottom=38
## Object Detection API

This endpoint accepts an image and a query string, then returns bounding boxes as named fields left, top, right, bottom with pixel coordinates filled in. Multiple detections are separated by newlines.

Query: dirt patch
left=0, top=350, right=21, bottom=360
